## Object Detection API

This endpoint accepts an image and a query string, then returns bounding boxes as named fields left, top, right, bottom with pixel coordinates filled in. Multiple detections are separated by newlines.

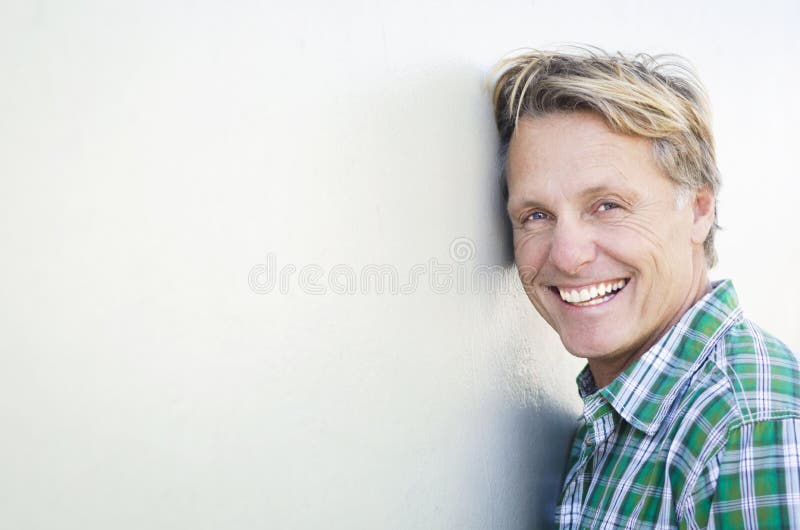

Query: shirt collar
left=576, top=279, right=743, bottom=436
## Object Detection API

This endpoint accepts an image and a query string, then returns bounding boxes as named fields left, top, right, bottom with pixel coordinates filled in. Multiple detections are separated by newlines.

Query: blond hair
left=491, top=47, right=721, bottom=266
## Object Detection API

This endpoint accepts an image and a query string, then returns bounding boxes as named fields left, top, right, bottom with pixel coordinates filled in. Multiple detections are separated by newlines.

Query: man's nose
left=548, top=218, right=596, bottom=275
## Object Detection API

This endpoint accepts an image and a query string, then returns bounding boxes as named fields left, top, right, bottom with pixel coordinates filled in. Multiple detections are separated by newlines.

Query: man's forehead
left=505, top=115, right=662, bottom=208
left=507, top=164, right=637, bottom=205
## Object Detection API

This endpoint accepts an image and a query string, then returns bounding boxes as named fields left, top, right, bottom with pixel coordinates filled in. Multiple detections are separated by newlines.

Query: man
left=491, top=49, right=800, bottom=529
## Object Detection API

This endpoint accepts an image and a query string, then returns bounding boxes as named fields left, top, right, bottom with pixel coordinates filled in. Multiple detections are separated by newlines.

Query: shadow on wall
left=493, top=402, right=579, bottom=530
left=492, top=152, right=515, bottom=268
left=476, top=269, right=582, bottom=530
left=282, top=60, right=580, bottom=528
left=378, top=62, right=579, bottom=530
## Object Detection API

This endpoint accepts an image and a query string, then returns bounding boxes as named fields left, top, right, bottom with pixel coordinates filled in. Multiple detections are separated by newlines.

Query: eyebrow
left=576, top=185, right=626, bottom=199
left=507, top=184, right=638, bottom=214
left=506, top=198, right=546, bottom=216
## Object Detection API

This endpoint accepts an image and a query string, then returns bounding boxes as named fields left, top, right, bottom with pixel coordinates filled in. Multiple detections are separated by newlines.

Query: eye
left=597, top=202, right=620, bottom=212
left=525, top=211, right=550, bottom=222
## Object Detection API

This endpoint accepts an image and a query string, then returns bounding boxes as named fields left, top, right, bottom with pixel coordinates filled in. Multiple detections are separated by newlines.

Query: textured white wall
left=1, top=1, right=797, bottom=529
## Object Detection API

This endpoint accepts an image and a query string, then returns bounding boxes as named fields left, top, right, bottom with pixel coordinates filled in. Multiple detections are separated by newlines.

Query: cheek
left=619, top=207, right=694, bottom=251
left=513, top=232, right=549, bottom=274
left=603, top=218, right=680, bottom=265
left=605, top=222, right=693, bottom=303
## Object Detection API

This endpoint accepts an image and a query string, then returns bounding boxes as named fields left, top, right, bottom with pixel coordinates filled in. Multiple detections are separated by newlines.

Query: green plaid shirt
left=556, top=280, right=800, bottom=529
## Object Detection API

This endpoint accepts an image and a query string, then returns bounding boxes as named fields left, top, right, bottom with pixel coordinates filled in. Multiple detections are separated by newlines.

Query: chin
left=560, top=337, right=619, bottom=361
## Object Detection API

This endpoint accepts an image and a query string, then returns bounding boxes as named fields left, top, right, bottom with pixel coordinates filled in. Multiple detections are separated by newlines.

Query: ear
left=690, top=187, right=715, bottom=245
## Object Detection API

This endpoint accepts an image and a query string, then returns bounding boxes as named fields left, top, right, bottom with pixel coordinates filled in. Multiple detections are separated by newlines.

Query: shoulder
left=715, top=318, right=800, bottom=424
left=671, top=320, right=800, bottom=515
left=680, top=318, right=800, bottom=431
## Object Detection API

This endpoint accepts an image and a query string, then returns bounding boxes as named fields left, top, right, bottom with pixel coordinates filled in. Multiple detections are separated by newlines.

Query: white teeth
left=557, top=279, right=628, bottom=305
left=569, top=289, right=579, bottom=302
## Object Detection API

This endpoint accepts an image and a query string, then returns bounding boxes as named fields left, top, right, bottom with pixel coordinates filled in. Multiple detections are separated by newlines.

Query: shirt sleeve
left=682, top=417, right=800, bottom=530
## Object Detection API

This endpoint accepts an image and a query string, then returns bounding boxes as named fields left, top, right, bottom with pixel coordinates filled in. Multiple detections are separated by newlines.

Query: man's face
left=506, top=112, right=712, bottom=371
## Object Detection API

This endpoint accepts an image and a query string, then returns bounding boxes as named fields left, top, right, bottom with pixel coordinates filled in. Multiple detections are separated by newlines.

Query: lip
left=551, top=278, right=629, bottom=291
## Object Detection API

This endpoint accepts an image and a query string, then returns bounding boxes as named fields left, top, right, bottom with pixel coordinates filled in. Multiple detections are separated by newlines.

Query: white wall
left=1, top=1, right=797, bottom=529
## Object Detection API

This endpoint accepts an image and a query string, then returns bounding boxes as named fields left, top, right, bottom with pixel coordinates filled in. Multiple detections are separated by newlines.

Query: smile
left=555, top=279, right=629, bottom=306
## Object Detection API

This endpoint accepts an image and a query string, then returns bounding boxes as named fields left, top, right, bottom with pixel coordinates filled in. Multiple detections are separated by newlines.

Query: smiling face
left=506, top=112, right=715, bottom=386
